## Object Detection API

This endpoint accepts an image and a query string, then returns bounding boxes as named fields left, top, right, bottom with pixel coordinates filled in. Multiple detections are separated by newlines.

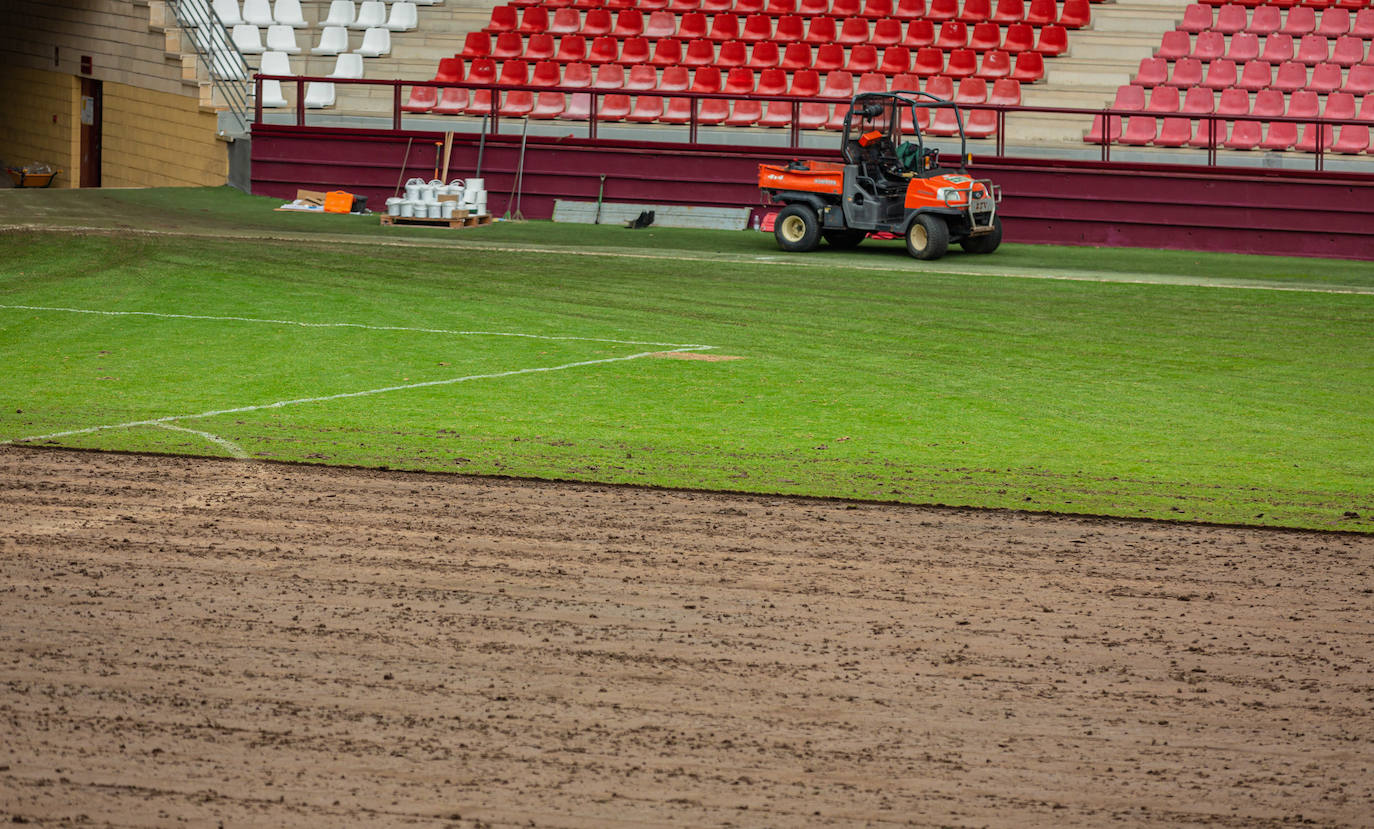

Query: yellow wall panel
left=0, top=66, right=79, bottom=188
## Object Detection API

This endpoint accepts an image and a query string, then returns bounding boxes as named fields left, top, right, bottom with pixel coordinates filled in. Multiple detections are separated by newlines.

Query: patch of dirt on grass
left=1, top=446, right=1372, bottom=827
left=650, top=351, right=745, bottom=361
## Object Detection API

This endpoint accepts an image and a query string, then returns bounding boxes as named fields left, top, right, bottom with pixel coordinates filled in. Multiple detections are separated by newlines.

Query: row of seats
left=1160, top=31, right=1374, bottom=65
left=256, top=50, right=366, bottom=108
left=466, top=20, right=1066, bottom=57
left=1193, top=0, right=1370, bottom=8
left=1140, top=55, right=1374, bottom=92
left=402, top=57, right=1022, bottom=131
left=233, top=23, right=394, bottom=55
left=1181, top=2, right=1374, bottom=35
left=1088, top=83, right=1373, bottom=152
left=503, top=0, right=1098, bottom=21
left=463, top=35, right=1048, bottom=78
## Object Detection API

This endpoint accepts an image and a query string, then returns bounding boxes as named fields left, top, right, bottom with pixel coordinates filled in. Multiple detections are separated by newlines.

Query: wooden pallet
left=380, top=213, right=493, bottom=229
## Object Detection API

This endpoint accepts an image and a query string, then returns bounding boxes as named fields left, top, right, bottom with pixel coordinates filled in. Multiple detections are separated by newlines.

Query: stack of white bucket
left=386, top=178, right=488, bottom=220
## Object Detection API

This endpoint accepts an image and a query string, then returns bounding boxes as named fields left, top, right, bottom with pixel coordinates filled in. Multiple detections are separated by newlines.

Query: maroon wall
left=251, top=124, right=1374, bottom=260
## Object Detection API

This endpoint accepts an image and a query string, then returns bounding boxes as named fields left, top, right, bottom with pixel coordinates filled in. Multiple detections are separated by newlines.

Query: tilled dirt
left=1, top=446, right=1372, bottom=828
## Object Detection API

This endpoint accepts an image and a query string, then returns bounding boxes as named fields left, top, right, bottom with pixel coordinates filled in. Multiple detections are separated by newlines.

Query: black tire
left=905, top=213, right=949, bottom=260
left=774, top=203, right=822, bottom=252
left=960, top=215, right=1003, bottom=255
left=823, top=229, right=867, bottom=249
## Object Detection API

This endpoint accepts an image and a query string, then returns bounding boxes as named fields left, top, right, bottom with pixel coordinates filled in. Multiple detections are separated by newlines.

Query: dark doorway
left=79, top=77, right=102, bottom=187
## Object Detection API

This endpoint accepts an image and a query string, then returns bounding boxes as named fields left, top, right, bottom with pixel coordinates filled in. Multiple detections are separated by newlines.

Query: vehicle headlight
left=937, top=187, right=967, bottom=204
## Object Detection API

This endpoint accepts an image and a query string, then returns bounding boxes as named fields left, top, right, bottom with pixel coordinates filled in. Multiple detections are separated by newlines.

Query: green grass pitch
left=1, top=187, right=1371, bottom=532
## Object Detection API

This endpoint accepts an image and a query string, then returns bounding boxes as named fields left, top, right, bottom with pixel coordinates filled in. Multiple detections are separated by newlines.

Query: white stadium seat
left=258, top=50, right=294, bottom=107
left=304, top=81, right=335, bottom=108
left=241, top=0, right=273, bottom=27
left=322, top=0, right=355, bottom=28
left=311, top=26, right=350, bottom=55
left=351, top=1, right=386, bottom=30
left=329, top=52, right=365, bottom=78
left=273, top=0, right=308, bottom=28
left=386, top=2, right=417, bottom=32
left=213, top=0, right=244, bottom=26
left=356, top=26, right=390, bottom=57
left=231, top=23, right=264, bottom=54
left=264, top=23, right=301, bottom=54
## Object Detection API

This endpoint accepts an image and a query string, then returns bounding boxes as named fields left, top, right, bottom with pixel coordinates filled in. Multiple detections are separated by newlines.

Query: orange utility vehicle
left=758, top=91, right=1002, bottom=260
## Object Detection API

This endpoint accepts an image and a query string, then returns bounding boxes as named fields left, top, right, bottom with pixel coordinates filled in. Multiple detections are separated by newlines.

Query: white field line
left=0, top=304, right=716, bottom=447
left=4, top=223, right=1372, bottom=296
left=153, top=423, right=249, bottom=459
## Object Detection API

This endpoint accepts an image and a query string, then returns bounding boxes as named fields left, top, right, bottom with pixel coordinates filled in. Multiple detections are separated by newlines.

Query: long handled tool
left=475, top=116, right=488, bottom=178
left=593, top=174, right=606, bottom=225
left=504, top=119, right=529, bottom=221
left=440, top=131, right=454, bottom=182
left=392, top=136, right=414, bottom=199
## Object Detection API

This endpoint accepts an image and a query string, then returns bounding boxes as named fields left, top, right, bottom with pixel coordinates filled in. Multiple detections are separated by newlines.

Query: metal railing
left=253, top=75, right=1374, bottom=174
left=169, top=0, right=251, bottom=133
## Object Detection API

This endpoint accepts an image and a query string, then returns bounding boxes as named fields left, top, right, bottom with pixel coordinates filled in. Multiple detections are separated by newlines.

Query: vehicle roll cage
left=841, top=91, right=970, bottom=177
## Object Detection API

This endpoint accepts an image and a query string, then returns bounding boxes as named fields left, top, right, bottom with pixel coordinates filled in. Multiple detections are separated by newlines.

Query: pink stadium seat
left=1179, top=3, right=1213, bottom=33
left=1221, top=87, right=1262, bottom=148
left=1202, top=57, right=1238, bottom=89
left=1118, top=113, right=1158, bottom=145
left=839, top=17, right=872, bottom=44
left=484, top=5, right=518, bottom=34
left=1282, top=6, right=1316, bottom=36
left=991, top=0, right=1024, bottom=24
left=748, top=40, right=781, bottom=67
left=724, top=66, right=764, bottom=125
left=708, top=13, right=741, bottom=41
left=815, top=42, right=845, bottom=71
left=880, top=46, right=912, bottom=74
left=491, top=31, right=523, bottom=60
left=1353, top=8, right=1374, bottom=38
left=1331, top=123, right=1370, bottom=154
left=741, top=13, right=773, bottom=40
left=1214, top=4, right=1248, bottom=34
left=872, top=18, right=903, bottom=46
left=1186, top=89, right=1225, bottom=147
left=644, top=10, right=676, bottom=37
left=592, top=61, right=624, bottom=90
left=1214, top=86, right=1248, bottom=118
left=1155, top=114, right=1195, bottom=147
left=683, top=38, right=716, bottom=67
left=1059, top=0, right=1090, bottom=29
left=960, top=0, right=992, bottom=23
left=904, top=19, right=936, bottom=48
left=1193, top=30, right=1226, bottom=62
left=962, top=76, right=1016, bottom=137
left=1261, top=33, right=1294, bottom=64
left=1135, top=57, right=1169, bottom=87
left=718, top=40, right=748, bottom=66
left=403, top=83, right=439, bottom=113
left=1023, top=0, right=1055, bottom=26
left=1307, top=61, right=1342, bottom=92
left=519, top=5, right=549, bottom=34
left=894, top=0, right=927, bottom=19
left=1274, top=60, right=1309, bottom=91
left=461, top=31, right=491, bottom=59
left=805, top=16, right=838, bottom=43
left=1246, top=4, right=1282, bottom=34
left=1145, top=83, right=1180, bottom=112
left=773, top=14, right=805, bottom=41
left=1316, top=7, right=1351, bottom=36
left=936, top=20, right=968, bottom=49
left=619, top=36, right=650, bottom=64
left=1294, top=118, right=1334, bottom=152
left=1236, top=59, right=1272, bottom=90
left=1262, top=88, right=1317, bottom=149
left=1010, top=49, right=1044, bottom=82
left=928, top=0, right=959, bottom=20
left=862, top=0, right=895, bottom=17
left=1003, top=23, right=1035, bottom=52
left=1323, top=89, right=1357, bottom=122
left=1226, top=31, right=1260, bottom=63
left=1085, top=83, right=1143, bottom=144
left=946, top=48, right=978, bottom=77
left=782, top=41, right=813, bottom=69
left=848, top=44, right=879, bottom=72
left=1331, top=36, right=1366, bottom=67
left=463, top=58, right=498, bottom=116
left=1157, top=30, right=1192, bottom=61
left=1341, top=63, right=1374, bottom=95
left=625, top=69, right=668, bottom=121
left=970, top=21, right=1002, bottom=51
left=913, top=47, right=945, bottom=76
left=1295, top=34, right=1329, bottom=65
left=1168, top=57, right=1204, bottom=87
left=977, top=49, right=1011, bottom=79
left=650, top=37, right=682, bottom=66
left=547, top=7, right=581, bottom=34
left=557, top=35, right=588, bottom=63
left=625, top=63, right=657, bottom=90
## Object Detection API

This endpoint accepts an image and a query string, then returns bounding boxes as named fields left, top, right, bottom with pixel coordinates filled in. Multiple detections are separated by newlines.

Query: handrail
left=253, top=74, right=1374, bottom=174
left=169, top=0, right=251, bottom=133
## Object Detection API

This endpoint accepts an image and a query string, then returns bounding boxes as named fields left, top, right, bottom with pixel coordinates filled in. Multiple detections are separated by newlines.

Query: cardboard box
left=295, top=189, right=327, bottom=206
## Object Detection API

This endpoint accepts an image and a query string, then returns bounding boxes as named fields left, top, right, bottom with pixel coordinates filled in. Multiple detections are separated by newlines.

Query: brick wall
left=103, top=82, right=226, bottom=187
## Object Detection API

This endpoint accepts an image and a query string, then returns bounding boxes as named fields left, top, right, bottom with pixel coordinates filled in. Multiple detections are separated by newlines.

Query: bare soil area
left=1, top=446, right=1372, bottom=828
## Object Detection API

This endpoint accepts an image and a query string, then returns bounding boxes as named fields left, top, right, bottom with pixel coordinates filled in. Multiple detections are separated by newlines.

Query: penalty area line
left=2, top=348, right=709, bottom=447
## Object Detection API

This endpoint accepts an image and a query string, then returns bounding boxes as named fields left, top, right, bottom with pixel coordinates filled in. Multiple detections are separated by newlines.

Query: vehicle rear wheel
left=774, top=204, right=822, bottom=252
left=960, top=215, right=1003, bottom=255
left=905, top=214, right=949, bottom=260
left=823, top=229, right=866, bottom=249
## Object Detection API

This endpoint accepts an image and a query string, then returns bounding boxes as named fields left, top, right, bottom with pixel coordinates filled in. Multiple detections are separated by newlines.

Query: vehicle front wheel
left=774, top=204, right=822, bottom=252
left=960, top=215, right=1003, bottom=254
left=905, top=213, right=949, bottom=260
left=823, top=229, right=867, bottom=249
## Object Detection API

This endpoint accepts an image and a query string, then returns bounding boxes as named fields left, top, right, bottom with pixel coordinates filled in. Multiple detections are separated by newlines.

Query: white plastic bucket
left=475, top=192, right=488, bottom=215
left=448, top=178, right=465, bottom=196
left=427, top=201, right=442, bottom=219
left=441, top=200, right=457, bottom=219
left=386, top=197, right=403, bottom=217
left=399, top=200, right=415, bottom=218
left=404, top=177, right=424, bottom=201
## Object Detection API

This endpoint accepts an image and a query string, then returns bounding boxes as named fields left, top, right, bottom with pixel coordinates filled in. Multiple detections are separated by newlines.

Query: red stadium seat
left=879, top=46, right=912, bottom=74
left=684, top=38, right=716, bottom=67
left=1168, top=57, right=1203, bottom=87
left=1261, top=33, right=1294, bottom=64
left=1331, top=124, right=1370, bottom=154
left=1118, top=113, right=1158, bottom=145
left=1059, top=0, right=1090, bottom=29
left=977, top=48, right=1011, bottom=79
left=1237, top=59, right=1272, bottom=91
left=1225, top=31, right=1259, bottom=63
left=928, top=0, right=959, bottom=21
left=766, top=0, right=799, bottom=14
left=805, top=16, right=837, bottom=44
left=548, top=7, right=581, bottom=34
left=529, top=60, right=564, bottom=119
left=1213, top=4, right=1247, bottom=34
left=775, top=15, right=806, bottom=41
left=847, top=44, right=879, bottom=72
left=619, top=36, right=650, bottom=64
left=946, top=48, right=977, bottom=78
left=519, top=5, right=549, bottom=34
left=1135, top=57, right=1169, bottom=87
left=862, top=0, right=895, bottom=18
left=644, top=10, right=676, bottom=37
left=1010, top=49, right=1043, bottom=82
left=1145, top=83, right=1180, bottom=113
left=1295, top=34, right=1329, bottom=65
left=1315, top=7, right=1351, bottom=36
left=625, top=63, right=658, bottom=90
left=798, top=0, right=831, bottom=12
left=526, top=33, right=557, bottom=61
left=891, top=71, right=921, bottom=93
left=650, top=37, right=683, bottom=66
left=1179, top=3, right=1213, bottom=33
left=579, top=9, right=611, bottom=37
left=1330, top=36, right=1365, bottom=67
left=1340, top=63, right=1374, bottom=96
left=781, top=41, right=813, bottom=69
left=831, top=0, right=862, bottom=16
left=708, top=13, right=741, bottom=41
left=749, top=40, right=782, bottom=67
left=724, top=66, right=763, bottom=126
left=1157, top=30, right=1192, bottom=61
left=1023, top=0, right=1056, bottom=26
left=1307, top=61, right=1342, bottom=93
left=894, top=0, right=927, bottom=18
left=667, top=0, right=701, bottom=9
left=924, top=73, right=954, bottom=101
left=1201, top=57, right=1238, bottom=89
left=1274, top=60, right=1308, bottom=91
left=959, top=0, right=992, bottom=23
left=557, top=35, right=587, bottom=63
left=872, top=18, right=903, bottom=46
left=484, top=5, right=518, bottom=34
left=678, top=12, right=709, bottom=39
left=936, top=20, right=968, bottom=49
left=1192, top=30, right=1225, bottom=62
left=497, top=60, right=534, bottom=117
left=741, top=14, right=774, bottom=40
left=1281, top=6, right=1316, bottom=36
left=1246, top=4, right=1282, bottom=34
left=1353, top=9, right=1374, bottom=38
left=461, top=31, right=491, bottom=59
left=559, top=60, right=593, bottom=120
left=734, top=0, right=766, bottom=12
left=913, top=46, right=945, bottom=76
left=592, top=61, right=624, bottom=90
left=1003, top=23, right=1035, bottom=52
left=815, top=42, right=845, bottom=71
left=991, top=0, right=1024, bottom=24
left=904, top=19, right=936, bottom=48
left=970, top=21, right=1002, bottom=51
left=491, top=31, right=523, bottom=60
left=718, top=40, right=748, bottom=66
left=838, top=17, right=871, bottom=44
